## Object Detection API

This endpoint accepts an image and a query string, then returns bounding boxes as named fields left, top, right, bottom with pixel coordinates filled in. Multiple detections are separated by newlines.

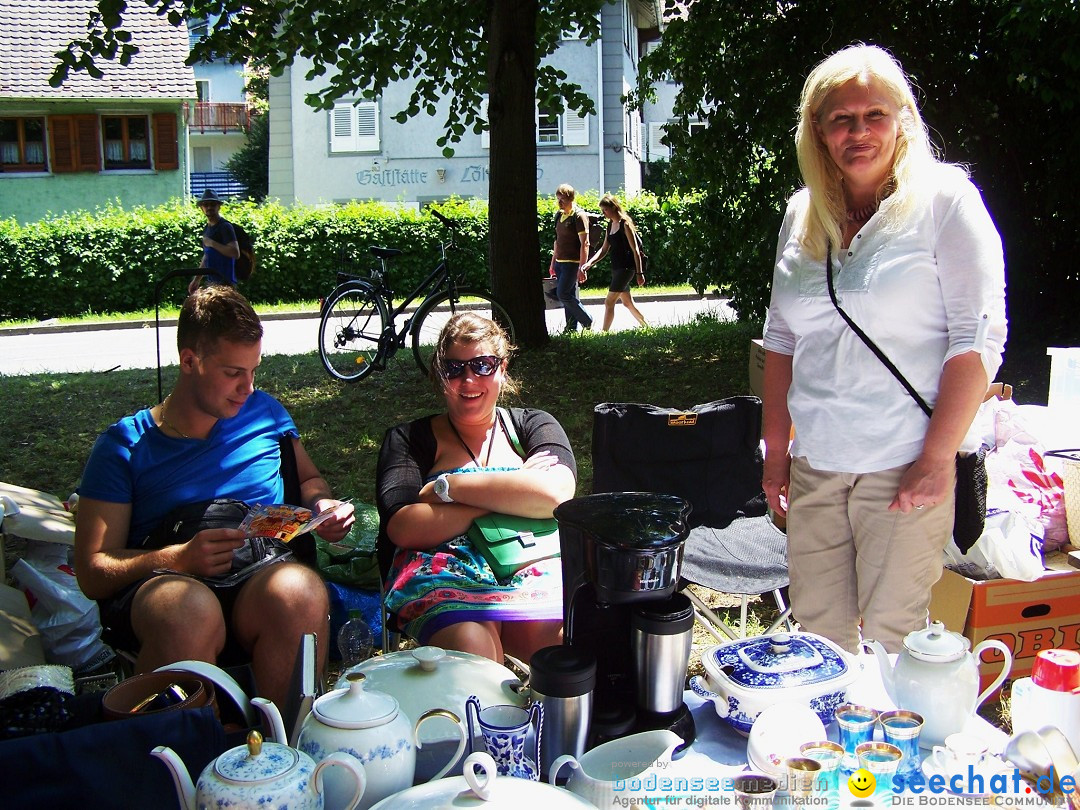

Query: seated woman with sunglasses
left=376, top=313, right=577, bottom=661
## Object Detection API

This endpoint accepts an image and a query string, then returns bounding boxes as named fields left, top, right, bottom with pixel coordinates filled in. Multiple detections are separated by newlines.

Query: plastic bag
left=985, top=402, right=1067, bottom=550
left=943, top=508, right=1045, bottom=582
left=315, top=502, right=380, bottom=589
left=10, top=544, right=114, bottom=674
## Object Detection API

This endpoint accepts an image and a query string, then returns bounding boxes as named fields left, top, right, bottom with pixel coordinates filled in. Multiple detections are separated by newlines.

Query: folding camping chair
left=591, top=396, right=793, bottom=641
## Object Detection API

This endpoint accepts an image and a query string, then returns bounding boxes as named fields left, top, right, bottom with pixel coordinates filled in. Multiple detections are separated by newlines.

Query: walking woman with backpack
left=580, top=194, right=649, bottom=331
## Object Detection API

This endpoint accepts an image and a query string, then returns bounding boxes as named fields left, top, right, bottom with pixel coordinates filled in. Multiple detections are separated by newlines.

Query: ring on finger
left=915, top=505, right=925, bottom=510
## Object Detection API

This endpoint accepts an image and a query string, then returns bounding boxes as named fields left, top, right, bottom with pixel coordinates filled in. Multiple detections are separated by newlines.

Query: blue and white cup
left=879, top=709, right=924, bottom=786
left=834, top=703, right=879, bottom=774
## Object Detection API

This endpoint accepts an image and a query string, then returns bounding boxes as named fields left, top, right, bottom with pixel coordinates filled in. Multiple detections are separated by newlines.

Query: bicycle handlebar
left=430, top=207, right=452, bottom=227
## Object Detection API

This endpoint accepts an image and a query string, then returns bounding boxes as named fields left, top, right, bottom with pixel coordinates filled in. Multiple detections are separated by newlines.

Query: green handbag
left=466, top=408, right=561, bottom=581
left=467, top=513, right=560, bottom=581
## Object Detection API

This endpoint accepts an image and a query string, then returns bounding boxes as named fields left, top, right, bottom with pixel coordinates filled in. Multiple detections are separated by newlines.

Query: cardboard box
left=928, top=550, right=1080, bottom=694
left=749, top=338, right=766, bottom=397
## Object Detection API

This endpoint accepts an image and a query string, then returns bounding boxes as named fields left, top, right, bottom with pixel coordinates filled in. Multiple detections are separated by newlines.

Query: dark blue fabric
left=202, top=218, right=237, bottom=285
left=0, top=701, right=225, bottom=809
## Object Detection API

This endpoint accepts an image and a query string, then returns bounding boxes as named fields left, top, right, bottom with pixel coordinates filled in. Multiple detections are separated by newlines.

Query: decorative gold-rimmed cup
left=878, top=709, right=924, bottom=782
left=732, top=773, right=779, bottom=810
left=835, top=703, right=879, bottom=772
left=800, top=740, right=844, bottom=792
left=784, top=757, right=822, bottom=798
left=856, top=741, right=903, bottom=793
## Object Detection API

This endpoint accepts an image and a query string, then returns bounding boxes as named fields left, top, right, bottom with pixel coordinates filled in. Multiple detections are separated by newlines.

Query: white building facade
left=268, top=1, right=668, bottom=208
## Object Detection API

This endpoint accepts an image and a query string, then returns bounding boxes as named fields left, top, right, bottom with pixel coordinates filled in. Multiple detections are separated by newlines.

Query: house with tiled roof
left=0, top=0, right=195, bottom=223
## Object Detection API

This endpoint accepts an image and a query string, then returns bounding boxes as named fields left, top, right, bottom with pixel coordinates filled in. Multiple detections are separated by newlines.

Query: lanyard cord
left=446, top=415, right=498, bottom=469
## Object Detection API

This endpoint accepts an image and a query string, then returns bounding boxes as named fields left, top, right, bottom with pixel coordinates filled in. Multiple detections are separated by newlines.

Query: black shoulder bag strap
left=825, top=242, right=933, bottom=418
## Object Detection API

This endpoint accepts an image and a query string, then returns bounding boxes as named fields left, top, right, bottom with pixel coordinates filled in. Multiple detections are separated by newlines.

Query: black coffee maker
left=553, top=492, right=696, bottom=746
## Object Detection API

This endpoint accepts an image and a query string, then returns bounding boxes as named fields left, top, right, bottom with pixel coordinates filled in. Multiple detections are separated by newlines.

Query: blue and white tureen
left=690, top=632, right=857, bottom=735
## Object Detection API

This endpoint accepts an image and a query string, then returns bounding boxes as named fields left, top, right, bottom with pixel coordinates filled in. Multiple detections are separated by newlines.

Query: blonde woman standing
left=761, top=45, right=1006, bottom=654
left=580, top=194, right=649, bottom=331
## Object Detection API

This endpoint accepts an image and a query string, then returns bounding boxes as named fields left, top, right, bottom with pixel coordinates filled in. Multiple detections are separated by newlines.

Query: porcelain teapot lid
left=214, top=731, right=301, bottom=784
left=313, top=671, right=399, bottom=728
left=903, top=621, right=971, bottom=661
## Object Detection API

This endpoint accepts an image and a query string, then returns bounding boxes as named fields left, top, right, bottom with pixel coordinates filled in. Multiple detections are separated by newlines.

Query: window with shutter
left=537, top=107, right=560, bottom=145
left=563, top=108, right=589, bottom=146
left=102, top=115, right=150, bottom=169
left=1, top=117, right=48, bottom=172
left=329, top=101, right=380, bottom=153
left=153, top=112, right=179, bottom=170
left=648, top=122, right=670, bottom=160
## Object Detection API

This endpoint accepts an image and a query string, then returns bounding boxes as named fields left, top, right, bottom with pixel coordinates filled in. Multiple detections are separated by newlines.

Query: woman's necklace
left=846, top=201, right=879, bottom=223
left=447, top=417, right=495, bottom=469
left=159, top=396, right=191, bottom=439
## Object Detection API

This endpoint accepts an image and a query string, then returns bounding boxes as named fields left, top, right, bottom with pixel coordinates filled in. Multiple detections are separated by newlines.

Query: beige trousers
left=787, top=456, right=954, bottom=654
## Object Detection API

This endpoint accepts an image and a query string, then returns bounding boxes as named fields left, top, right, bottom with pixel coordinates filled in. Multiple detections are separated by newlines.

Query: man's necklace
left=447, top=417, right=495, bottom=469
left=159, top=396, right=191, bottom=439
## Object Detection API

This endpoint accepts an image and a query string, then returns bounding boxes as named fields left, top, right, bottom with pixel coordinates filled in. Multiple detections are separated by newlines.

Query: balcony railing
left=185, top=102, right=251, bottom=134
left=190, top=171, right=247, bottom=199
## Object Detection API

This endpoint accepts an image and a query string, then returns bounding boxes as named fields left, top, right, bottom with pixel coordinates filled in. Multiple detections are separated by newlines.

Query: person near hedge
left=188, top=188, right=240, bottom=293
left=73, top=286, right=355, bottom=708
left=579, top=193, right=649, bottom=332
left=547, top=183, right=594, bottom=332
left=376, top=312, right=577, bottom=661
left=760, top=44, right=1006, bottom=654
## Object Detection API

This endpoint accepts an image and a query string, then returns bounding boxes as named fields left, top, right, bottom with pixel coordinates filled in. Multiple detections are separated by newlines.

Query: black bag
left=141, top=498, right=293, bottom=587
left=953, top=446, right=989, bottom=552
left=233, top=223, right=256, bottom=281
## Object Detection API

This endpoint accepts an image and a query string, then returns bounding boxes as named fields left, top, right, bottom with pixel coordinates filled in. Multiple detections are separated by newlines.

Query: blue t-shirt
left=203, top=218, right=237, bottom=285
left=78, top=390, right=299, bottom=548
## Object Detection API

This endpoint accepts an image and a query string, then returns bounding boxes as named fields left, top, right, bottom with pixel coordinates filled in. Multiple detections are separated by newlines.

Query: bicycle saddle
left=369, top=246, right=403, bottom=259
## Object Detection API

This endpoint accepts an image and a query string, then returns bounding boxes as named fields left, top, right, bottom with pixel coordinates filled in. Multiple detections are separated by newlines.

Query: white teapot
left=153, top=730, right=366, bottom=810
left=283, top=672, right=467, bottom=810
left=863, top=621, right=1013, bottom=747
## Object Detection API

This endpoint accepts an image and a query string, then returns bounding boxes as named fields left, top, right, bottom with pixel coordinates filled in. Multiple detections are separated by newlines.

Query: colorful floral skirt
left=384, top=533, right=563, bottom=644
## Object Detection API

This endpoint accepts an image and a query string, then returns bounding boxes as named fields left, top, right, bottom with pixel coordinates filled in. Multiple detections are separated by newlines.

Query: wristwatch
left=434, top=473, right=454, bottom=503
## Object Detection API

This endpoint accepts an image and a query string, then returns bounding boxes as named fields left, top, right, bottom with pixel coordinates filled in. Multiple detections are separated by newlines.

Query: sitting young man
left=74, top=286, right=354, bottom=708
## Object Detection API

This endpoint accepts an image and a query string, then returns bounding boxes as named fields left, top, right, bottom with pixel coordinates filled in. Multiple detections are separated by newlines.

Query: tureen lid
left=214, top=730, right=301, bottom=783
left=336, top=647, right=526, bottom=744
left=313, top=672, right=398, bottom=727
left=704, top=632, right=850, bottom=689
left=366, top=754, right=597, bottom=810
left=903, top=621, right=970, bottom=661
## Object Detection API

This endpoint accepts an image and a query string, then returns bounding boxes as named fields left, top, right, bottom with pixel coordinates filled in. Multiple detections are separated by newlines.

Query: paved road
left=0, top=294, right=735, bottom=376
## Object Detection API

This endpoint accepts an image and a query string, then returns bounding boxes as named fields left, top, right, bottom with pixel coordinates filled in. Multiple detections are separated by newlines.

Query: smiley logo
left=848, top=768, right=876, bottom=798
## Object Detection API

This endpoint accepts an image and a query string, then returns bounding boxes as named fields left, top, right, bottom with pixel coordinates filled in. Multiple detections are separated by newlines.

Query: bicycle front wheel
left=411, top=288, right=516, bottom=376
left=318, top=283, right=388, bottom=382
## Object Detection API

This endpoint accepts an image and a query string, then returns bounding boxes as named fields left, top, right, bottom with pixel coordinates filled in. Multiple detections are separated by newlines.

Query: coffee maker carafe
left=554, top=492, right=695, bottom=745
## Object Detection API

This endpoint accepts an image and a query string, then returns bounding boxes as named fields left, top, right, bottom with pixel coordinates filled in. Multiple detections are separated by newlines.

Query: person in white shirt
left=761, top=44, right=1006, bottom=653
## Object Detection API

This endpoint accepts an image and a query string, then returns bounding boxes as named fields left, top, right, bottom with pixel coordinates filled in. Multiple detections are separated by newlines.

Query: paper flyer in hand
left=239, top=500, right=350, bottom=543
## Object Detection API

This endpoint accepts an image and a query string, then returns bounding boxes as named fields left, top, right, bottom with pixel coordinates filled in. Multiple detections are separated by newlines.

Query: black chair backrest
left=591, top=396, right=767, bottom=530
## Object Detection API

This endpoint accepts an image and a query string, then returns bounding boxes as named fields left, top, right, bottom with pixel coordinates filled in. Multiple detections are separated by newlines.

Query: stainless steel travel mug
left=631, top=593, right=694, bottom=714
left=529, top=645, right=596, bottom=780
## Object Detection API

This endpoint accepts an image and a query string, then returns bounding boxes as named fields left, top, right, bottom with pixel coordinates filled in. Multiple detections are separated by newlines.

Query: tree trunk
left=487, top=0, right=548, bottom=349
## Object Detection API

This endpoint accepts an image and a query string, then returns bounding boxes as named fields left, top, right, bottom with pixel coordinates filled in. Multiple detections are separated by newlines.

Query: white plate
left=155, top=660, right=255, bottom=726
left=746, top=702, right=827, bottom=779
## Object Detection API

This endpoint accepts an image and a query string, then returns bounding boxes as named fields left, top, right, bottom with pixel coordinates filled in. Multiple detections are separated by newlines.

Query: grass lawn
left=0, top=313, right=1041, bottom=726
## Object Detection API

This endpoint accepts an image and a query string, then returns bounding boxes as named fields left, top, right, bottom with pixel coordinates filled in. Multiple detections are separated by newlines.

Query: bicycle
left=318, top=209, right=516, bottom=382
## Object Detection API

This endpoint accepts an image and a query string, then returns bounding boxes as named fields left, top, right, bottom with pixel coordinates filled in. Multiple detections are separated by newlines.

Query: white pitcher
left=549, top=729, right=683, bottom=810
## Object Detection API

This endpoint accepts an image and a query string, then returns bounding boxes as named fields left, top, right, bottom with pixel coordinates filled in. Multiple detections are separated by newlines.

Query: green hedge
left=0, top=192, right=706, bottom=321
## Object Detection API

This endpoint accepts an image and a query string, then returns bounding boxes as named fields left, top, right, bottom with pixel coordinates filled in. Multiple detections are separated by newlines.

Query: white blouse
left=763, top=165, right=1007, bottom=473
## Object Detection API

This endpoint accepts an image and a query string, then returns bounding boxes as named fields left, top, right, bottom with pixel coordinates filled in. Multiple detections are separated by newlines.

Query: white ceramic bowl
left=746, top=702, right=828, bottom=778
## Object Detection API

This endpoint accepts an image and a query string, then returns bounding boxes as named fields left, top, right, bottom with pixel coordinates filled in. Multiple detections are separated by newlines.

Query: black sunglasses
left=442, top=355, right=501, bottom=379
